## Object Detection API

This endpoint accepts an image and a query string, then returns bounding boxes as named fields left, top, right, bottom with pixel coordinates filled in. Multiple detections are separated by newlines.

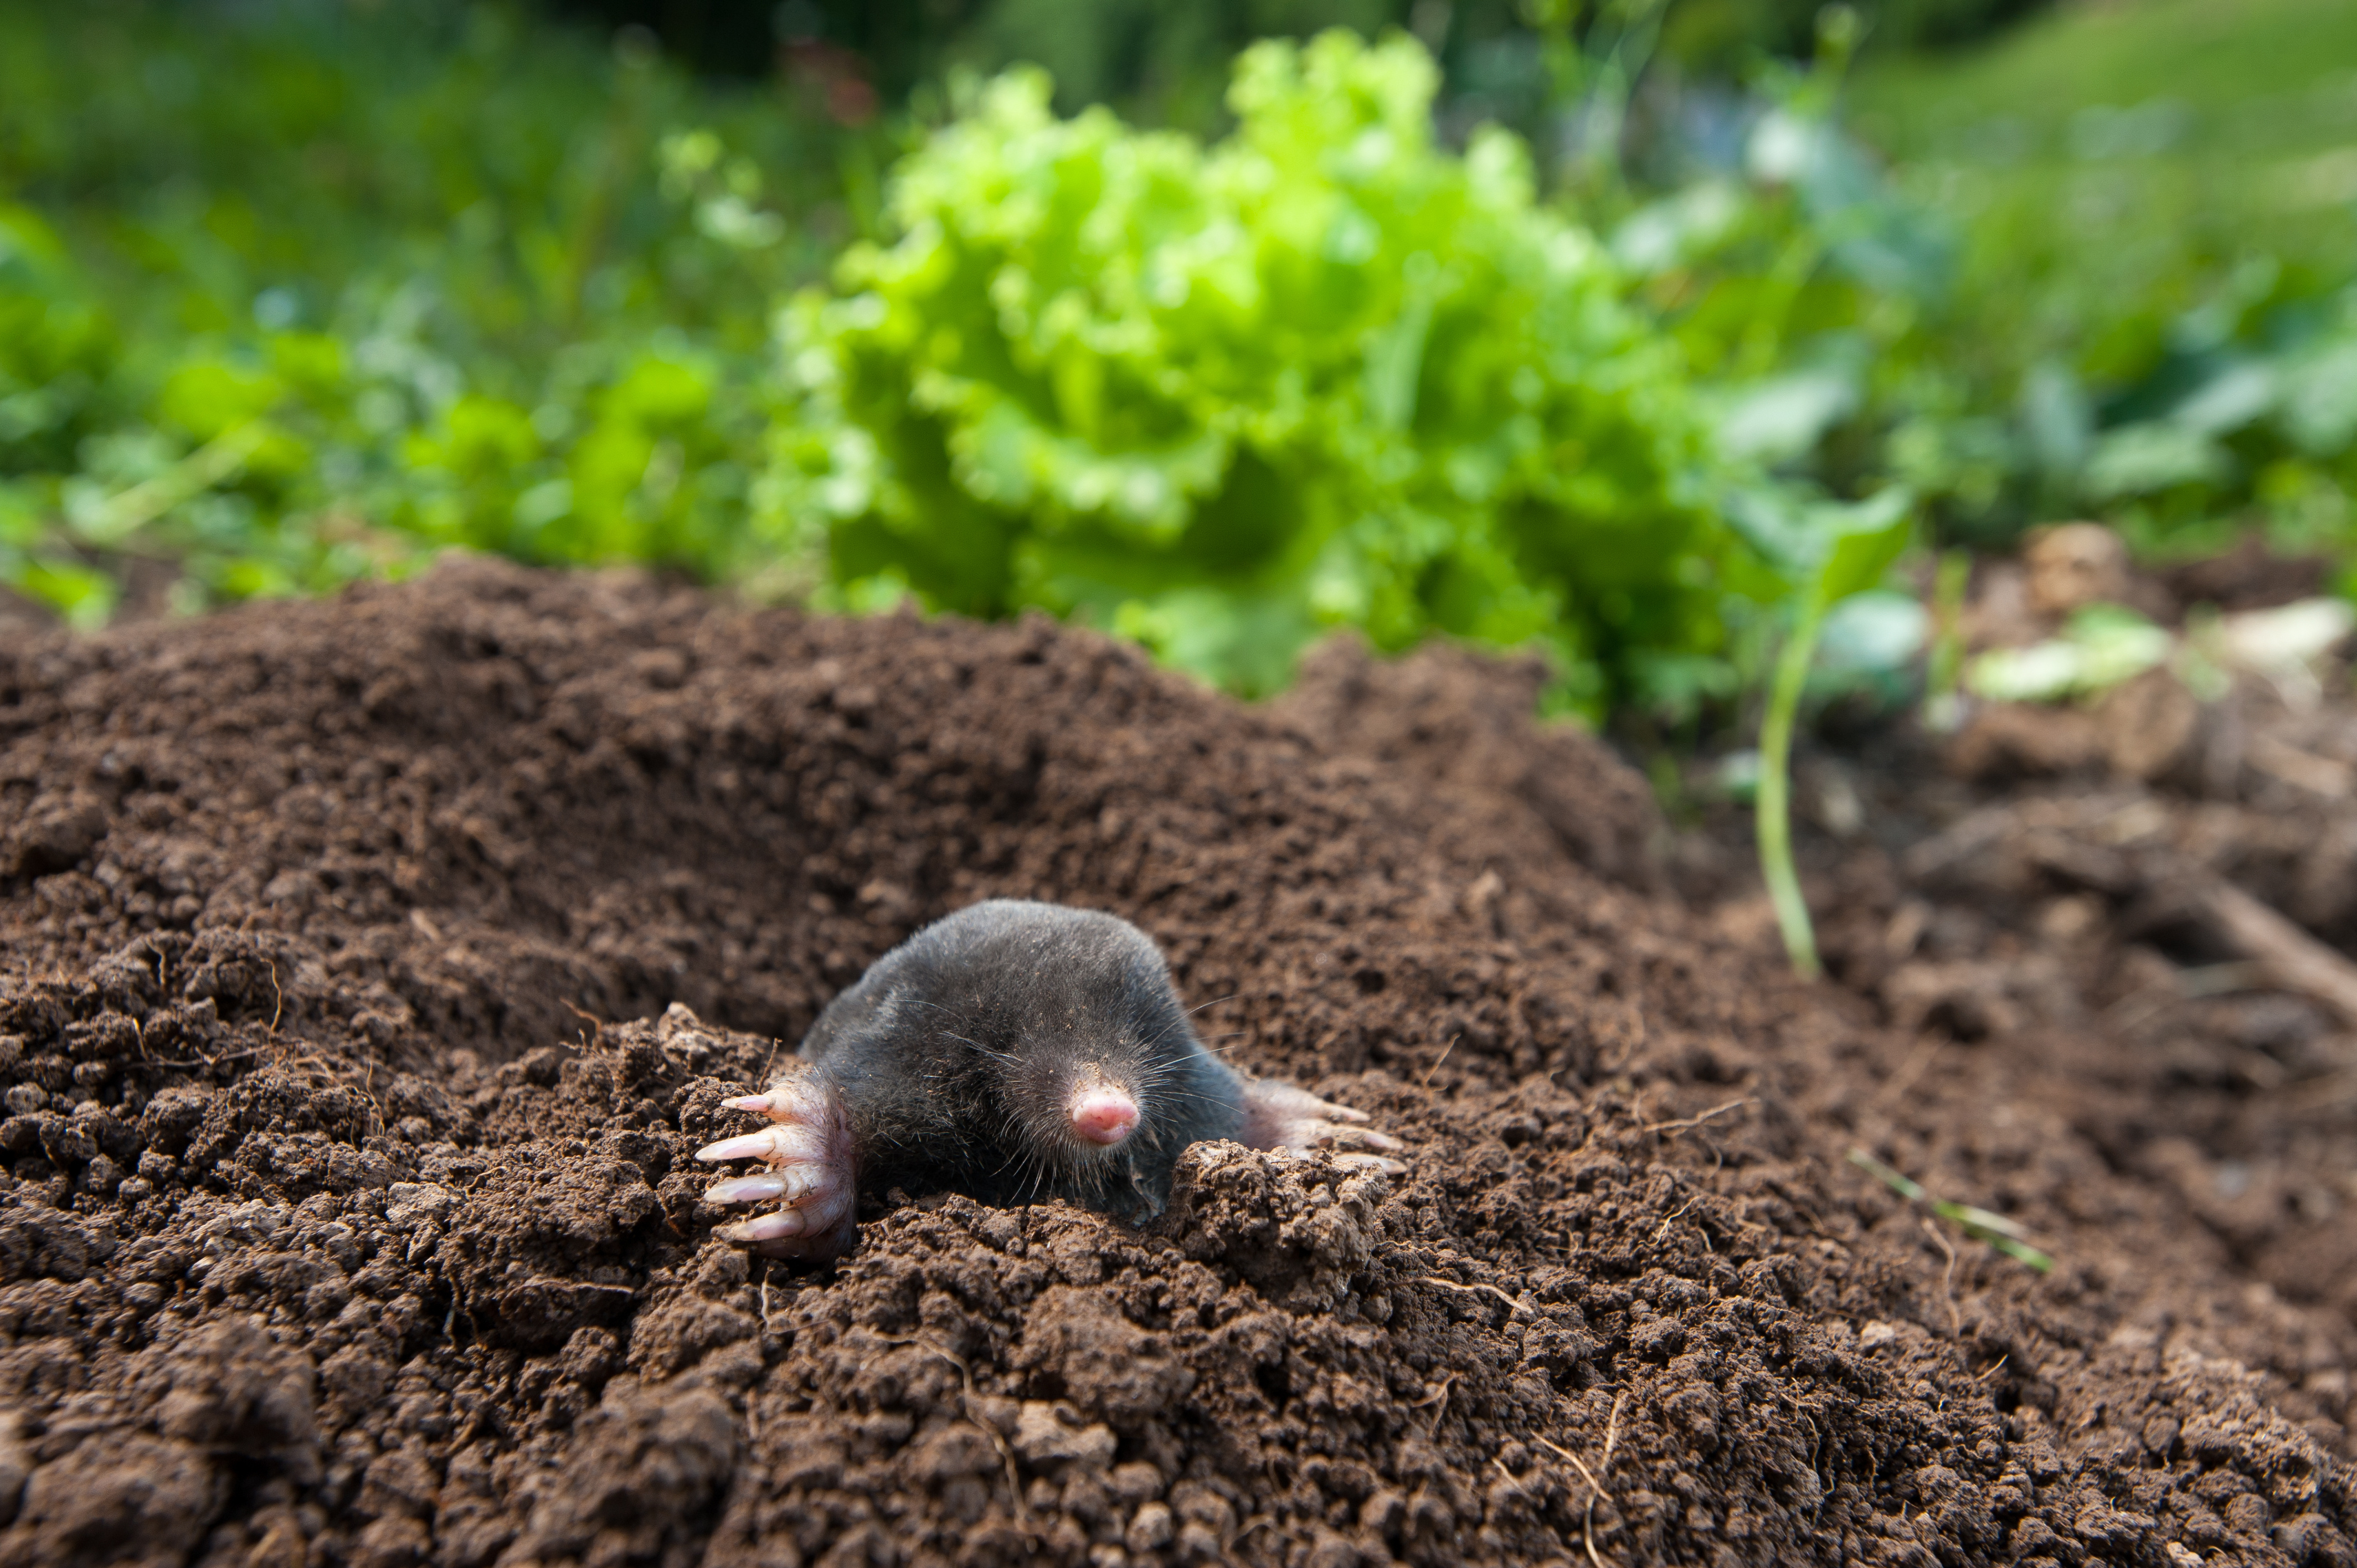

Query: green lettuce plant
left=761, top=31, right=1736, bottom=711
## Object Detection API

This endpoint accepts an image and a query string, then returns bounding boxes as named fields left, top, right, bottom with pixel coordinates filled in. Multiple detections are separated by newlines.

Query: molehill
left=0, top=558, right=2346, bottom=1567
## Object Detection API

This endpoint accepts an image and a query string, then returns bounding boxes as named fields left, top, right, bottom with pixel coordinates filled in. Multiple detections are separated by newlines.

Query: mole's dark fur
left=802, top=899, right=1246, bottom=1220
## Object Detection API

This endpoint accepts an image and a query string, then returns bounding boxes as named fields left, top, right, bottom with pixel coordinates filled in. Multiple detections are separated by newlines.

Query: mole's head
left=929, top=902, right=1216, bottom=1210
left=987, top=1014, right=1179, bottom=1199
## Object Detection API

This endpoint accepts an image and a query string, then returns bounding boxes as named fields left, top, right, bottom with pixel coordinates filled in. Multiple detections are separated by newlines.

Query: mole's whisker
left=938, top=1028, right=1018, bottom=1065
left=908, top=997, right=982, bottom=1030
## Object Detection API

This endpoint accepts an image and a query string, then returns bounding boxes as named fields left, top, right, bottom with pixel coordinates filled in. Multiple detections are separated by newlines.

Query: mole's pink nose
left=1068, top=1085, right=1140, bottom=1146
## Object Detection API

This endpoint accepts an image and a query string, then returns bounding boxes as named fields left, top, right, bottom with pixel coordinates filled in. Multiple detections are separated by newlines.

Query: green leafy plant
left=762, top=30, right=1737, bottom=710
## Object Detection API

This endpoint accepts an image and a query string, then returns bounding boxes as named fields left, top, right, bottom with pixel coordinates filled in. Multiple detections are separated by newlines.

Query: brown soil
left=0, top=557, right=2349, bottom=1567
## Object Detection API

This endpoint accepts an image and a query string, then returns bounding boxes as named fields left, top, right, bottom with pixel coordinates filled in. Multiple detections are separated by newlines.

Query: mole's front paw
left=696, top=1067, right=858, bottom=1259
left=1238, top=1080, right=1407, bottom=1174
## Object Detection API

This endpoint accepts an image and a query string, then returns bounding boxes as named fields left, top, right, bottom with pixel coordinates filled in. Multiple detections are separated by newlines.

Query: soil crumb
left=0, top=558, right=2350, bottom=1566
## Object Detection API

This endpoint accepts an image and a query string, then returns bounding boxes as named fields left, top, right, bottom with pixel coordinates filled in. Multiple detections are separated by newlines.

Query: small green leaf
left=1809, top=487, right=1914, bottom=608
left=11, top=558, right=119, bottom=630
left=1848, top=1149, right=2054, bottom=1273
left=1965, top=604, right=2171, bottom=704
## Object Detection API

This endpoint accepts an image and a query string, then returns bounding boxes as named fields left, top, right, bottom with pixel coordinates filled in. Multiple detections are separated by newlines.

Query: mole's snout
left=1067, top=1072, right=1141, bottom=1146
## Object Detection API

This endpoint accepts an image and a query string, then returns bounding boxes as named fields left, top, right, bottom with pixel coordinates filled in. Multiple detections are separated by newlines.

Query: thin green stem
left=1924, top=547, right=1970, bottom=733
left=70, top=421, right=267, bottom=545
left=1735, top=226, right=1825, bottom=380
left=1757, top=596, right=1825, bottom=978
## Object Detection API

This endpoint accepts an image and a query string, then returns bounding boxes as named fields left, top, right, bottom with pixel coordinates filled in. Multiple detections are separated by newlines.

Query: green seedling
left=1923, top=548, right=1970, bottom=733
left=1847, top=1148, right=2054, bottom=1272
left=63, top=422, right=267, bottom=546
left=1730, top=485, right=1913, bottom=977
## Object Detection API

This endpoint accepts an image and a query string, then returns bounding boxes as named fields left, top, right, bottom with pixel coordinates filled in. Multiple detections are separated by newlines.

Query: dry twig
left=1638, top=1097, right=1753, bottom=1137
left=1544, top=1441, right=1613, bottom=1568
left=1653, top=1194, right=1703, bottom=1244
left=1418, top=1276, right=1533, bottom=1318
left=1409, top=1372, right=1456, bottom=1431
left=1533, top=1388, right=1630, bottom=1568
left=2200, top=878, right=2357, bottom=1028
left=1422, top=1034, right=1460, bottom=1089
left=1920, top=1216, right=1962, bottom=1338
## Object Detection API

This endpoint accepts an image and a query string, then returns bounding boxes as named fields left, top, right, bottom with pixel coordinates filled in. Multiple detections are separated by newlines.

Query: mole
left=697, top=899, right=1403, bottom=1258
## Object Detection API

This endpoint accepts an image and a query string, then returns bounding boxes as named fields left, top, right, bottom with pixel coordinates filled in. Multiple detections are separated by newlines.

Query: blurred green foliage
left=548, top=0, right=2061, bottom=122
left=1613, top=0, right=2357, bottom=575
left=1, top=0, right=2354, bottom=736
left=1829, top=0, right=2357, bottom=556
left=0, top=0, right=850, bottom=623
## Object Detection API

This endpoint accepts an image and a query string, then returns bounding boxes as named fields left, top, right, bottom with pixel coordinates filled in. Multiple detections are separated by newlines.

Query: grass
left=1847, top=1148, right=2055, bottom=1272
left=1853, top=0, right=2357, bottom=154
left=1847, top=0, right=2357, bottom=398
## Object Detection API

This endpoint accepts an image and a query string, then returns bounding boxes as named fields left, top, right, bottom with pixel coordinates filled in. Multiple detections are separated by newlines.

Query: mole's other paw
left=696, top=1067, right=858, bottom=1259
left=1237, top=1079, right=1406, bottom=1174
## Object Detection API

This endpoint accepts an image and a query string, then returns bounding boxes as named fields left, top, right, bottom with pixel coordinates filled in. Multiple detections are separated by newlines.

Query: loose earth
left=0, top=558, right=2346, bottom=1567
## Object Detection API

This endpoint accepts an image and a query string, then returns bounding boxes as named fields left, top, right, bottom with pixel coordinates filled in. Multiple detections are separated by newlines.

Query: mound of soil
left=1679, top=614, right=2357, bottom=1447
left=0, top=558, right=2349, bottom=1567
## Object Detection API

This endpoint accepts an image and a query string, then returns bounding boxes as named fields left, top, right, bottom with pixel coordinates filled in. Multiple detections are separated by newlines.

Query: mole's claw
left=1236, top=1076, right=1408, bottom=1172
left=1299, top=1119, right=1401, bottom=1154
left=734, top=1208, right=807, bottom=1241
left=699, top=1067, right=859, bottom=1261
left=706, top=1172, right=792, bottom=1204
left=1334, top=1152, right=1409, bottom=1175
left=697, top=1128, right=789, bottom=1164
